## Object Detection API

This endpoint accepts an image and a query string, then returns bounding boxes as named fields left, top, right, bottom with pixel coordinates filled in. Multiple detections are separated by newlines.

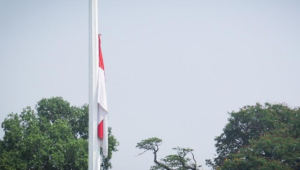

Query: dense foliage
left=136, top=137, right=201, bottom=170
left=0, top=97, right=118, bottom=170
left=206, top=103, right=300, bottom=170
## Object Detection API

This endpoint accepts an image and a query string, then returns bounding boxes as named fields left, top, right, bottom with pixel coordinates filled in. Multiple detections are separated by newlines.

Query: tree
left=136, top=137, right=201, bottom=170
left=206, top=103, right=300, bottom=170
left=0, top=97, right=119, bottom=170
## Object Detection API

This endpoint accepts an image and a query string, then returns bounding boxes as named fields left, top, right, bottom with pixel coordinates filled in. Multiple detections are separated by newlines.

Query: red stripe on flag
left=98, top=34, right=104, bottom=139
left=98, top=121, right=104, bottom=139
left=98, top=34, right=105, bottom=70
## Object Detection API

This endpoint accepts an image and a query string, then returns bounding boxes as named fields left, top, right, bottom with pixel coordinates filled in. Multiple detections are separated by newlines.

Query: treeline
left=1, top=97, right=300, bottom=170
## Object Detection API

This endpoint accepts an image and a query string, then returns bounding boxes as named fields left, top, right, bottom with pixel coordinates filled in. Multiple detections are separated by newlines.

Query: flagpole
left=89, top=0, right=100, bottom=169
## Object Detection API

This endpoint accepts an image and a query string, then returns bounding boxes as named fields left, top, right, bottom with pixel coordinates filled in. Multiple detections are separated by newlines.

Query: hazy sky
left=1, top=0, right=300, bottom=169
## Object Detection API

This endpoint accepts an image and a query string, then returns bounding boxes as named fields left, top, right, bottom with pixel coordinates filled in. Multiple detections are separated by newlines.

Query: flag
left=97, top=34, right=108, bottom=157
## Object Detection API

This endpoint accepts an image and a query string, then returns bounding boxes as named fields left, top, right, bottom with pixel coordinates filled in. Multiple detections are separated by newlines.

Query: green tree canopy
left=0, top=97, right=119, bottom=170
left=136, top=137, right=201, bottom=170
left=206, top=103, right=300, bottom=170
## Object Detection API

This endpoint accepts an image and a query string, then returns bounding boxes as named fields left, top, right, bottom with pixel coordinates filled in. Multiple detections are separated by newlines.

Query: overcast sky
left=1, top=0, right=300, bottom=169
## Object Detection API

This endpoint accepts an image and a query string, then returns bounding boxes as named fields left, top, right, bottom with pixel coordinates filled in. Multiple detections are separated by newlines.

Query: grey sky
left=1, top=0, right=300, bottom=169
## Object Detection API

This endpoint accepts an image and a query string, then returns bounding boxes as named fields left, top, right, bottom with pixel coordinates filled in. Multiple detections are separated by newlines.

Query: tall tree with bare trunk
left=136, top=137, right=201, bottom=170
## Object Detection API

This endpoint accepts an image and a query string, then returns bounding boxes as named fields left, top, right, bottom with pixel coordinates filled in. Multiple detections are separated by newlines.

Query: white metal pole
left=89, top=0, right=100, bottom=169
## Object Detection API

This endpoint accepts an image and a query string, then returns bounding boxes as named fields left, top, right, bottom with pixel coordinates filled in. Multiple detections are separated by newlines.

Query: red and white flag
left=97, top=34, right=108, bottom=157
